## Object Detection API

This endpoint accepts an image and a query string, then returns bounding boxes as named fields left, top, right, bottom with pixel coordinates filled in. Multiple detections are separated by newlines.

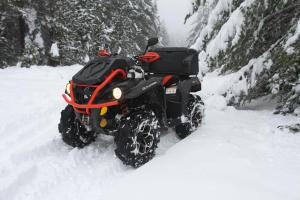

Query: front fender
left=122, top=77, right=167, bottom=128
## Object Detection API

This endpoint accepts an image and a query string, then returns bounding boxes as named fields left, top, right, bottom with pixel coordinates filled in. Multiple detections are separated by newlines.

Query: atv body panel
left=72, top=56, right=130, bottom=85
left=123, top=77, right=163, bottom=99
left=164, top=77, right=201, bottom=123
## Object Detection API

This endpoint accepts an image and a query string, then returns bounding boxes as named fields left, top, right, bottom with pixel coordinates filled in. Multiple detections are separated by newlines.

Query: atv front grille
left=73, top=86, right=95, bottom=105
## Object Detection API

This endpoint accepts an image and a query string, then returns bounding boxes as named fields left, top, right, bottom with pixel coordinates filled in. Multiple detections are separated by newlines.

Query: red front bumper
left=62, top=69, right=127, bottom=115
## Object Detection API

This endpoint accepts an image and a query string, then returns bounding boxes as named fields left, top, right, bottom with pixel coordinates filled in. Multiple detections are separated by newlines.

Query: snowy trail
left=0, top=66, right=299, bottom=200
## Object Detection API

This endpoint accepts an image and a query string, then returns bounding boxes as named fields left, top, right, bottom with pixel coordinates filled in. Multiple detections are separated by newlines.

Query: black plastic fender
left=176, top=77, right=201, bottom=117
left=123, top=77, right=164, bottom=100
left=123, top=77, right=168, bottom=129
left=190, top=77, right=202, bottom=92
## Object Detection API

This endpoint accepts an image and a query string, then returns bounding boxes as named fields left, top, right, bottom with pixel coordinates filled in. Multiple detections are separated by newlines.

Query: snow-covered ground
left=0, top=66, right=299, bottom=200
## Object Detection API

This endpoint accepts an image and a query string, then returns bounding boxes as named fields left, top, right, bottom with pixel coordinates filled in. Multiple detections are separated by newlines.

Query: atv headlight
left=112, top=87, right=122, bottom=99
left=66, top=83, right=71, bottom=94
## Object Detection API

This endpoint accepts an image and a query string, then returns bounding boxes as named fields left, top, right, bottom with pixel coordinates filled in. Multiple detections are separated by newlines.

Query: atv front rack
left=63, top=69, right=127, bottom=115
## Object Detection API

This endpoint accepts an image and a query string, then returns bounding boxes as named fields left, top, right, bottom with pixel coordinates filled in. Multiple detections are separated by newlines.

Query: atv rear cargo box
left=145, top=47, right=199, bottom=75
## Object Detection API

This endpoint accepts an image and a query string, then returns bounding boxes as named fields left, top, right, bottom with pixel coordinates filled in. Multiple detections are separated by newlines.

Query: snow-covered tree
left=0, top=0, right=57, bottom=67
left=186, top=0, right=300, bottom=115
left=0, top=0, right=162, bottom=67
left=53, top=0, right=160, bottom=63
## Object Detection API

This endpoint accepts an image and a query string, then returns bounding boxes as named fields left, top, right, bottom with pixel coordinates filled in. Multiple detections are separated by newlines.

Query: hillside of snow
left=0, top=66, right=299, bottom=200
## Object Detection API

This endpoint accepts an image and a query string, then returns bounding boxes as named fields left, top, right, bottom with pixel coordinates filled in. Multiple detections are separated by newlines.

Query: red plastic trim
left=137, top=52, right=160, bottom=63
left=75, top=84, right=98, bottom=88
left=162, top=75, right=173, bottom=85
left=63, top=95, right=120, bottom=109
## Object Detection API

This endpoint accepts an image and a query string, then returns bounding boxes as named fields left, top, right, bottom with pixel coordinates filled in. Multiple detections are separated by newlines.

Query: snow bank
left=202, top=51, right=274, bottom=105
left=103, top=107, right=300, bottom=200
left=205, top=95, right=228, bottom=110
left=0, top=66, right=299, bottom=200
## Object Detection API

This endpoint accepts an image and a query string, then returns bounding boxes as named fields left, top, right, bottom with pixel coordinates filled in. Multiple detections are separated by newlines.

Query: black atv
left=58, top=38, right=204, bottom=167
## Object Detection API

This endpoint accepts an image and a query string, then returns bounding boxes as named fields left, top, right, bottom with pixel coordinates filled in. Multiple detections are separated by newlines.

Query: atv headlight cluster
left=66, top=83, right=71, bottom=95
left=112, top=87, right=122, bottom=99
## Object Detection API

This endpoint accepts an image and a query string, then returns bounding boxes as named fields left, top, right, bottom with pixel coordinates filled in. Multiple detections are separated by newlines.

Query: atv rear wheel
left=58, top=105, right=97, bottom=148
left=115, top=109, right=160, bottom=168
left=175, top=94, right=204, bottom=139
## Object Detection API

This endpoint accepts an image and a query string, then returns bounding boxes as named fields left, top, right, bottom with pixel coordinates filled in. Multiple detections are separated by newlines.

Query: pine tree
left=0, top=0, right=26, bottom=67
left=52, top=0, right=161, bottom=64
left=186, top=0, right=300, bottom=115
left=0, top=0, right=163, bottom=67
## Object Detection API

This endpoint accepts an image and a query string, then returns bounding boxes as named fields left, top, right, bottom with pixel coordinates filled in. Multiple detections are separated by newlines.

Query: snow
left=284, top=20, right=300, bottom=51
left=84, top=54, right=90, bottom=63
left=191, top=0, right=234, bottom=51
left=50, top=43, right=60, bottom=57
left=264, top=0, right=269, bottom=9
left=201, top=51, right=274, bottom=105
left=0, top=65, right=299, bottom=200
left=294, top=84, right=300, bottom=94
left=34, top=32, right=44, bottom=48
left=190, top=0, right=256, bottom=52
left=128, top=0, right=134, bottom=8
left=22, top=8, right=44, bottom=48
left=135, top=43, right=141, bottom=51
left=294, top=107, right=300, bottom=116
left=198, top=50, right=210, bottom=74
left=206, top=6, right=245, bottom=58
left=191, top=0, right=256, bottom=72
left=285, top=47, right=295, bottom=55
left=205, top=95, right=228, bottom=111
left=104, top=110, right=300, bottom=200
left=253, top=18, right=264, bottom=41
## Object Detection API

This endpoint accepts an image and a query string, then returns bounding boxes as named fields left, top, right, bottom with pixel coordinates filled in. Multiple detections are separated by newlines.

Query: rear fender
left=190, top=77, right=202, bottom=92
left=177, top=77, right=201, bottom=116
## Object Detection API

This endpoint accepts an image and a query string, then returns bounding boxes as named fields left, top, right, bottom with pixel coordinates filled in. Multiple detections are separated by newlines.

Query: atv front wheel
left=58, top=105, right=97, bottom=148
left=115, top=109, right=160, bottom=168
left=175, top=94, right=204, bottom=139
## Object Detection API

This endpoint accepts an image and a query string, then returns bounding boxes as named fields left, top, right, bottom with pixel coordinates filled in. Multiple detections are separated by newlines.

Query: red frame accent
left=98, top=49, right=110, bottom=57
left=162, top=75, right=173, bottom=85
left=137, top=52, right=160, bottom=63
left=62, top=69, right=127, bottom=115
